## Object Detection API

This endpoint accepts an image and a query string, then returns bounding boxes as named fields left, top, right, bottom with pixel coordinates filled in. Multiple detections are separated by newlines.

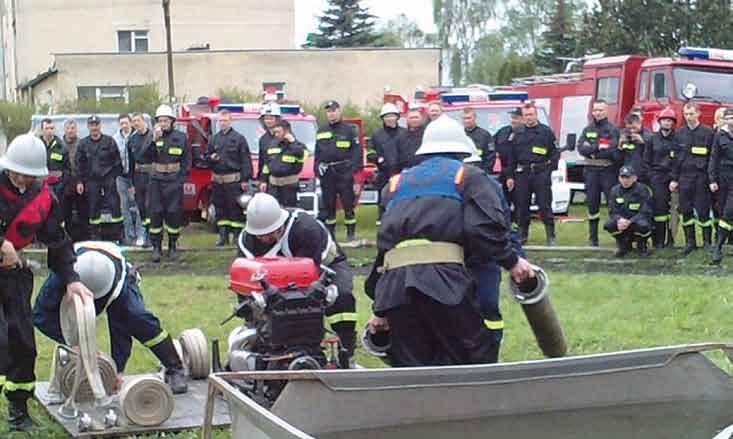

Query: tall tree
left=373, top=14, right=438, bottom=48
left=312, top=0, right=377, bottom=48
left=500, top=0, right=553, bottom=55
left=535, top=0, right=580, bottom=74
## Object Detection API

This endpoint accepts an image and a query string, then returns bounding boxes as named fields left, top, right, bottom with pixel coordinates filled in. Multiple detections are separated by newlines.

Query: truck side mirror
left=564, top=133, right=577, bottom=151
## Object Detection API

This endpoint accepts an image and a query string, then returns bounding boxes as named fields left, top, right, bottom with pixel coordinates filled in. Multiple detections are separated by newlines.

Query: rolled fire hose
left=509, top=265, right=568, bottom=358
left=179, top=328, right=210, bottom=379
left=59, top=352, right=117, bottom=402
left=59, top=294, right=108, bottom=400
left=119, top=375, right=175, bottom=427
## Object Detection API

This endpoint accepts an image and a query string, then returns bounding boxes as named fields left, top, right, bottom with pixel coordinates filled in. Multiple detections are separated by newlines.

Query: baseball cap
left=87, top=115, right=101, bottom=124
left=619, top=165, right=636, bottom=177
left=509, top=107, right=522, bottom=117
left=324, top=100, right=340, bottom=110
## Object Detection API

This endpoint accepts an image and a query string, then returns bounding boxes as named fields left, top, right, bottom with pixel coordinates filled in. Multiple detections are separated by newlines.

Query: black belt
left=517, top=161, right=551, bottom=173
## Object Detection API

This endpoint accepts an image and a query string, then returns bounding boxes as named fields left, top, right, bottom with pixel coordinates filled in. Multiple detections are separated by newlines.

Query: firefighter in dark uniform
left=604, top=165, right=652, bottom=257
left=709, top=108, right=733, bottom=264
left=0, top=134, right=93, bottom=432
left=129, top=112, right=153, bottom=247
left=397, top=108, right=425, bottom=171
left=671, top=102, right=715, bottom=256
left=510, top=102, right=559, bottom=246
left=493, top=108, right=523, bottom=221
left=578, top=100, right=621, bottom=247
left=39, top=118, right=69, bottom=204
left=463, top=107, right=496, bottom=173
left=618, top=112, right=650, bottom=183
left=314, top=100, right=362, bottom=241
left=206, top=109, right=252, bottom=247
left=61, top=119, right=88, bottom=242
left=33, top=241, right=187, bottom=394
left=364, top=115, right=533, bottom=367
left=237, top=193, right=358, bottom=368
left=259, top=119, right=305, bottom=208
left=368, top=103, right=407, bottom=222
left=76, top=115, right=124, bottom=242
left=643, top=107, right=678, bottom=249
left=142, top=104, right=191, bottom=262
left=257, top=102, right=281, bottom=191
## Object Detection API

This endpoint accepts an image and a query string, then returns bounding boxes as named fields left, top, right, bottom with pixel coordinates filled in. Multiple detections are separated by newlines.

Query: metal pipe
left=162, top=0, right=175, bottom=103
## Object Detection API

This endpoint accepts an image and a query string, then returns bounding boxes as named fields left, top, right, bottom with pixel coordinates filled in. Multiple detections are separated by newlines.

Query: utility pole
left=162, top=0, right=175, bottom=104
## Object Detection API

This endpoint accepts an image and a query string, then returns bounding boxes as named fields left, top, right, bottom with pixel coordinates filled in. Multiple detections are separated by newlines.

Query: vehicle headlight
left=551, top=173, right=564, bottom=185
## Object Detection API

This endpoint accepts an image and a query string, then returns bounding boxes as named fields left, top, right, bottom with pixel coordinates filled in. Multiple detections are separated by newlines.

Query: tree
left=374, top=14, right=438, bottom=48
left=500, top=0, right=553, bottom=55
left=496, top=56, right=537, bottom=85
left=535, top=0, right=581, bottom=74
left=312, top=0, right=377, bottom=48
left=465, top=33, right=507, bottom=85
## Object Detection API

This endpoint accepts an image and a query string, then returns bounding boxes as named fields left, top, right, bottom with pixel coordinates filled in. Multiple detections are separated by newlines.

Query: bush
left=302, top=102, right=383, bottom=138
left=56, top=83, right=163, bottom=116
left=0, top=101, right=34, bottom=141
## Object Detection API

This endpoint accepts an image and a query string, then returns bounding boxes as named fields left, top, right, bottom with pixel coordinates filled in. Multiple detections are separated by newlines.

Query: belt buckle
left=516, top=166, right=524, bottom=173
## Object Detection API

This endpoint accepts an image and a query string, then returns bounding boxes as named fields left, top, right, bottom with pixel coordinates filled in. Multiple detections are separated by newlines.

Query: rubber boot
left=151, top=235, right=162, bottom=263
left=545, top=222, right=556, bottom=247
left=636, top=237, right=650, bottom=258
left=215, top=226, right=229, bottom=247
left=614, top=236, right=631, bottom=258
left=8, top=398, right=35, bottom=432
left=335, top=327, right=356, bottom=369
left=151, top=335, right=188, bottom=394
left=346, top=223, right=356, bottom=242
left=681, top=225, right=697, bottom=256
left=588, top=219, right=599, bottom=247
left=653, top=222, right=667, bottom=250
left=703, top=226, right=713, bottom=254
left=519, top=224, right=529, bottom=245
left=712, top=228, right=729, bottom=265
left=168, top=236, right=179, bottom=261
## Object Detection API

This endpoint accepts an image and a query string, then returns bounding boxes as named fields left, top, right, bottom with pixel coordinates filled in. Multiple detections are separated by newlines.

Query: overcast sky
left=294, top=0, right=436, bottom=46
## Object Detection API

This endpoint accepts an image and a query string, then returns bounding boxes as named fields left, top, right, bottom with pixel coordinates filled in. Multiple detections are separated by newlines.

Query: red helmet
left=657, top=107, right=677, bottom=123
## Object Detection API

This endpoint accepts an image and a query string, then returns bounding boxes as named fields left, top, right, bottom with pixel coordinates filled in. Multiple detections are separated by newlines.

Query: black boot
left=151, top=236, right=162, bottom=263
left=681, top=225, right=697, bottom=256
left=636, top=237, right=650, bottom=257
left=8, top=398, right=35, bottom=432
left=614, top=236, right=631, bottom=258
left=168, top=237, right=179, bottom=261
left=703, top=226, right=713, bottom=254
left=653, top=222, right=667, bottom=250
left=666, top=223, right=675, bottom=248
left=346, top=223, right=356, bottom=242
left=588, top=219, right=599, bottom=247
left=215, top=226, right=229, bottom=247
left=335, top=327, right=356, bottom=369
left=519, top=224, right=529, bottom=245
left=712, top=228, right=729, bottom=265
left=151, top=336, right=188, bottom=394
left=545, top=223, right=556, bottom=247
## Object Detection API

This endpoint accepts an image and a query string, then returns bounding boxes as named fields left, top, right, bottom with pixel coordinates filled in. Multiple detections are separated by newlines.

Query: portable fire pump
left=221, top=257, right=342, bottom=403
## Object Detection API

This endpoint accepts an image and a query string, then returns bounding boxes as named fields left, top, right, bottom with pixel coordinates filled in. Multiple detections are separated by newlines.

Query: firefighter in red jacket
left=0, top=134, right=92, bottom=432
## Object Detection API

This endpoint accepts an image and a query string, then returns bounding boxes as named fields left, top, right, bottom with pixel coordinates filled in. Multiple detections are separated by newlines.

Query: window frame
left=118, top=30, right=149, bottom=53
left=595, top=76, right=620, bottom=104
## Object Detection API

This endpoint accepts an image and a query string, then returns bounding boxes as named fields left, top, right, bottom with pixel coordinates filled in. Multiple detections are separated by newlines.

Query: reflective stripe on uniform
left=720, top=220, right=733, bottom=231
left=325, top=218, right=337, bottom=225
left=109, top=216, right=124, bottom=224
left=143, top=218, right=151, bottom=226
left=587, top=212, right=601, bottom=220
left=691, top=146, right=708, bottom=155
left=325, top=313, right=358, bottom=325
left=654, top=215, right=670, bottom=222
left=634, top=231, right=652, bottom=238
left=168, top=147, right=183, bottom=155
left=149, top=227, right=163, bottom=234
left=316, top=132, right=333, bottom=140
left=0, top=375, right=5, bottom=387
left=281, top=155, right=297, bottom=163
left=484, top=319, right=505, bottom=330
left=89, top=217, right=102, bottom=225
left=336, top=140, right=351, bottom=148
left=343, top=218, right=357, bottom=225
left=217, top=219, right=232, bottom=227
left=229, top=221, right=246, bottom=229
left=164, top=224, right=181, bottom=234
left=143, top=330, right=169, bottom=348
left=50, top=152, right=64, bottom=161
left=697, top=219, right=713, bottom=228
left=4, top=380, right=35, bottom=392
left=267, top=148, right=282, bottom=154
left=532, top=146, right=548, bottom=155
left=610, top=230, right=623, bottom=236
left=681, top=217, right=696, bottom=227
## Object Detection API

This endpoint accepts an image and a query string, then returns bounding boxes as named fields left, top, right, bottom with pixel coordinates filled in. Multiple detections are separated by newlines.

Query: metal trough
left=203, top=343, right=733, bottom=439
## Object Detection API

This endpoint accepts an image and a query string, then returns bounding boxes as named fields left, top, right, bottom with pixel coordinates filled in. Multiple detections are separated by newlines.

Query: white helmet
left=260, top=102, right=281, bottom=117
left=0, top=134, right=48, bottom=177
left=464, top=151, right=481, bottom=164
left=245, top=193, right=289, bottom=236
left=74, top=251, right=116, bottom=299
left=380, top=103, right=400, bottom=118
left=154, top=104, right=176, bottom=120
left=416, top=115, right=476, bottom=156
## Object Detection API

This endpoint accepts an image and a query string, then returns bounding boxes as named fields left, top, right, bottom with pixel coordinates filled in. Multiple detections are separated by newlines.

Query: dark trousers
left=604, top=218, right=652, bottom=239
left=469, top=264, right=503, bottom=347
left=268, top=183, right=299, bottom=208
left=63, top=190, right=89, bottom=242
left=650, top=173, right=672, bottom=225
left=384, top=289, right=499, bottom=367
left=324, top=260, right=357, bottom=354
left=320, top=166, right=355, bottom=226
left=148, top=178, right=184, bottom=242
left=515, top=168, right=554, bottom=227
left=133, top=171, right=150, bottom=227
left=718, top=173, right=733, bottom=229
left=679, top=171, right=712, bottom=227
left=0, top=268, right=36, bottom=402
left=584, top=167, right=617, bottom=220
left=213, top=181, right=246, bottom=230
left=87, top=177, right=123, bottom=241
left=33, top=273, right=168, bottom=373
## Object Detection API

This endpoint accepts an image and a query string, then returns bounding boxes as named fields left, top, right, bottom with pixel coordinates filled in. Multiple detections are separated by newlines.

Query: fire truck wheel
left=179, top=328, right=210, bottom=379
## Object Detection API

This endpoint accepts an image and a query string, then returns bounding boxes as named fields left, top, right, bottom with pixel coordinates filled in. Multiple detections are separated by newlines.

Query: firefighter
left=369, top=103, right=407, bottom=222
left=129, top=112, right=153, bottom=247
left=0, top=134, right=93, bottom=432
left=670, top=102, right=715, bottom=256
left=33, top=241, right=188, bottom=394
left=314, top=100, right=362, bottom=241
left=493, top=107, right=523, bottom=215
left=259, top=119, right=305, bottom=208
left=257, top=102, right=281, bottom=192
left=510, top=102, right=559, bottom=246
left=709, top=108, right=733, bottom=264
left=643, top=107, right=678, bottom=250
left=364, top=115, right=533, bottom=367
left=578, top=100, right=621, bottom=247
left=463, top=107, right=496, bottom=173
left=206, top=109, right=252, bottom=246
left=237, top=193, right=357, bottom=368
left=618, top=113, right=650, bottom=183
left=426, top=101, right=443, bottom=123
left=397, top=108, right=425, bottom=171
left=39, top=118, right=69, bottom=205
left=604, top=165, right=652, bottom=258
left=76, top=115, right=124, bottom=242
left=61, top=119, right=88, bottom=242
left=142, top=104, right=191, bottom=262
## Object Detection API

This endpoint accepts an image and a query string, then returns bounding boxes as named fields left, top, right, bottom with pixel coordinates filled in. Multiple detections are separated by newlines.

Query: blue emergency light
left=488, top=91, right=528, bottom=102
left=217, top=104, right=246, bottom=113
left=280, top=105, right=302, bottom=115
left=679, top=47, right=733, bottom=61
left=441, top=93, right=471, bottom=104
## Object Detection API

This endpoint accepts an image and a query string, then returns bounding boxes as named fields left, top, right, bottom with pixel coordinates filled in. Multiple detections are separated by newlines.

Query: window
left=638, top=71, right=649, bottom=101
left=118, top=30, right=149, bottom=53
left=76, top=86, right=139, bottom=103
left=653, top=71, right=668, bottom=99
left=596, top=77, right=619, bottom=104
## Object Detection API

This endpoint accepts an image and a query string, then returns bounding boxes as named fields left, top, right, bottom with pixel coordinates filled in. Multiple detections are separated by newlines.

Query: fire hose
left=119, top=376, right=175, bottom=427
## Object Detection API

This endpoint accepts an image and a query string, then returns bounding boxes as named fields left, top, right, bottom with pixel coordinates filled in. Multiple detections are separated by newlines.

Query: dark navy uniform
left=493, top=124, right=519, bottom=221
left=259, top=137, right=305, bottom=207
left=604, top=180, right=653, bottom=254
left=397, top=126, right=424, bottom=171
left=465, top=125, right=496, bottom=173
left=369, top=124, right=407, bottom=220
left=618, top=129, right=650, bottom=182
left=365, top=156, right=519, bottom=366
left=206, top=126, right=252, bottom=231
left=709, top=128, right=733, bottom=263
left=237, top=211, right=357, bottom=366
left=257, top=130, right=277, bottom=180
left=509, top=122, right=558, bottom=244
left=41, top=135, right=69, bottom=204
left=76, top=133, right=123, bottom=241
left=643, top=129, right=678, bottom=247
left=129, top=127, right=154, bottom=234
left=578, top=118, right=621, bottom=245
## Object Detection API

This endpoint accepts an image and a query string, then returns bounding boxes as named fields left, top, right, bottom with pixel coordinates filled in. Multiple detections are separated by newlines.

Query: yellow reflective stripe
left=691, top=146, right=708, bottom=155
left=585, top=132, right=598, bottom=139
left=0, top=375, right=5, bottom=386
left=587, top=212, right=601, bottom=220
left=50, top=152, right=64, bottom=161
left=484, top=319, right=504, bottom=330
left=143, top=218, right=151, bottom=226
left=262, top=164, right=270, bottom=174
left=720, top=220, right=733, bottom=231
left=149, top=227, right=163, bottom=234
left=629, top=203, right=640, bottom=210
left=325, top=218, right=337, bottom=225
left=654, top=215, right=670, bottom=222
left=325, top=312, right=358, bottom=325
left=316, top=131, right=333, bottom=140
left=155, top=140, right=164, bottom=147
left=634, top=231, right=652, bottom=237
left=343, top=218, right=357, bottom=225
left=4, top=381, right=35, bottom=392
left=109, top=216, right=124, bottom=223
left=267, top=148, right=282, bottom=154
left=229, top=221, right=246, bottom=229
left=615, top=197, right=625, bottom=204
left=681, top=218, right=696, bottom=227
left=143, top=330, right=168, bottom=348
left=620, top=143, right=635, bottom=150
left=169, top=147, right=183, bottom=155
left=164, top=224, right=181, bottom=234
left=89, top=217, right=102, bottom=225
left=697, top=219, right=713, bottom=227
left=532, top=146, right=548, bottom=155
left=336, top=140, right=351, bottom=149
left=217, top=219, right=232, bottom=227
left=610, top=230, right=623, bottom=236
left=281, top=155, right=297, bottom=163
left=396, top=239, right=432, bottom=248
left=669, top=151, right=676, bottom=158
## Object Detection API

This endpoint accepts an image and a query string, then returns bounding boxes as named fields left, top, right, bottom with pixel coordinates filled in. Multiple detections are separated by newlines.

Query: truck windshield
left=217, top=119, right=317, bottom=155
left=674, top=68, right=733, bottom=103
left=443, top=107, right=550, bottom=134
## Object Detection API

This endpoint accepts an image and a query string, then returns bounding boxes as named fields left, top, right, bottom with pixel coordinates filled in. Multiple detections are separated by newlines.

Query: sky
left=294, top=0, right=436, bottom=46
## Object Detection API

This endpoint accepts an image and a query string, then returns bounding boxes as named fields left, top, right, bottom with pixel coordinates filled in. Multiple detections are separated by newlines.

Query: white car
left=530, top=158, right=572, bottom=215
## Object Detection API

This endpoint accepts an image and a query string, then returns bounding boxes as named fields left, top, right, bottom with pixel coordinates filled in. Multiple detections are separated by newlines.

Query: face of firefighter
left=42, top=121, right=55, bottom=141
left=132, top=115, right=147, bottom=133
left=382, top=114, right=398, bottom=128
left=7, top=171, right=36, bottom=192
left=659, top=118, right=674, bottom=131
left=262, top=115, right=278, bottom=130
left=326, top=107, right=342, bottom=124
left=510, top=114, right=523, bottom=129
left=406, top=111, right=423, bottom=129
left=119, top=117, right=132, bottom=135
left=427, top=103, right=442, bottom=121
left=88, top=121, right=102, bottom=139
left=592, top=102, right=608, bottom=122
left=463, top=112, right=477, bottom=130
left=255, top=226, right=285, bottom=245
left=219, top=112, right=232, bottom=131
left=684, top=106, right=700, bottom=127
left=272, top=125, right=286, bottom=141
left=157, top=116, right=173, bottom=132
left=522, top=107, right=538, bottom=127
left=64, top=121, right=78, bottom=141
left=619, top=174, right=637, bottom=189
